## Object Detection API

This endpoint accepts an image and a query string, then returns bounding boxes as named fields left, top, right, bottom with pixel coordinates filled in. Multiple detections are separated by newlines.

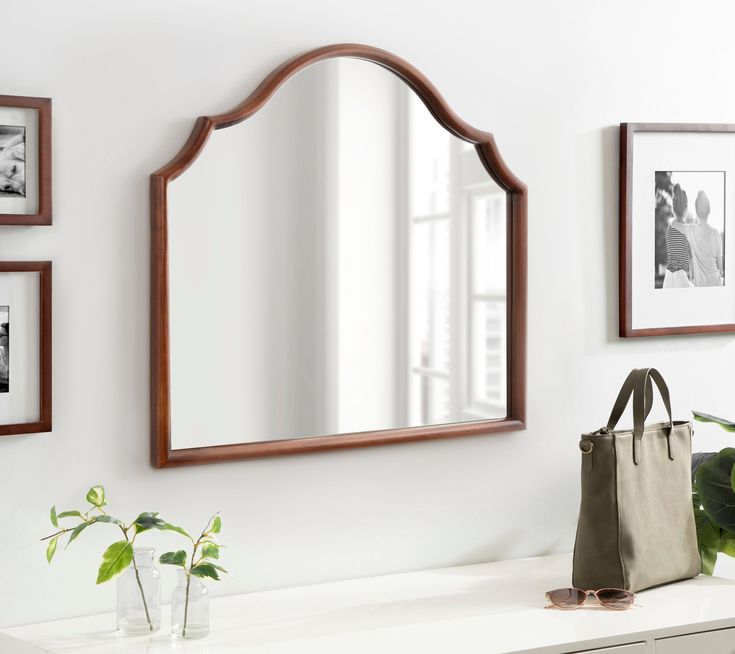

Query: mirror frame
left=151, top=43, right=527, bottom=468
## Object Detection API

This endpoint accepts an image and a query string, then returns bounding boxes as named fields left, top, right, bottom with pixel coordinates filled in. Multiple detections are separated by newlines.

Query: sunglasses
left=545, top=587, right=638, bottom=610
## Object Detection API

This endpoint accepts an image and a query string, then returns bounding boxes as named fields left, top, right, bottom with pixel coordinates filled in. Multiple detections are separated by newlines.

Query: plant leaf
left=159, top=550, right=188, bottom=566
left=694, top=503, right=719, bottom=575
left=692, top=452, right=718, bottom=486
left=201, top=543, right=219, bottom=560
left=210, top=516, right=221, bottom=534
left=66, top=519, right=96, bottom=547
left=719, top=530, right=735, bottom=558
left=209, top=563, right=228, bottom=574
left=190, top=563, right=220, bottom=580
left=94, top=515, right=122, bottom=524
left=46, top=535, right=59, bottom=563
left=161, top=522, right=191, bottom=540
left=50, top=506, right=58, bottom=528
left=96, top=541, right=133, bottom=584
left=134, top=512, right=165, bottom=533
left=696, top=448, right=735, bottom=531
left=693, top=411, right=735, bottom=432
left=86, top=486, right=106, bottom=507
left=57, top=510, right=83, bottom=519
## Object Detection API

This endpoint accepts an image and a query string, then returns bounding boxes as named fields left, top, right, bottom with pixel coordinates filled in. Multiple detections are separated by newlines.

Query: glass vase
left=116, top=547, right=161, bottom=636
left=172, top=568, right=209, bottom=639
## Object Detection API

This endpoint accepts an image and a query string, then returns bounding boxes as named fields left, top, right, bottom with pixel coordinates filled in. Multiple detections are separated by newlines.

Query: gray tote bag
left=572, top=368, right=700, bottom=592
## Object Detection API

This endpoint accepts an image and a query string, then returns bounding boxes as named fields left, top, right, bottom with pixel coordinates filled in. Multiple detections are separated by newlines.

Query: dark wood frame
left=0, top=261, right=51, bottom=435
left=0, top=95, right=52, bottom=225
left=151, top=43, right=527, bottom=468
left=620, top=123, right=735, bottom=337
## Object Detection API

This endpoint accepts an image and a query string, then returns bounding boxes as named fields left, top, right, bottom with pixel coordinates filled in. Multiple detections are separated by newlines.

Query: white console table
left=4, top=554, right=735, bottom=653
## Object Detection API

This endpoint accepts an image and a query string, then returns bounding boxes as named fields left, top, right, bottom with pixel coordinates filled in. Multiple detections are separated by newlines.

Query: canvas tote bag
left=572, top=368, right=700, bottom=592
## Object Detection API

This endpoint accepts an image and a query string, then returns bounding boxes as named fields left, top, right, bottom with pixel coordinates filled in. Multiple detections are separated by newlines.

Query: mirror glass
left=167, top=58, right=507, bottom=449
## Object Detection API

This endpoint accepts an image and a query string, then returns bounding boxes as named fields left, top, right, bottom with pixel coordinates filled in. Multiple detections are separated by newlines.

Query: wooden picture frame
left=151, top=44, right=527, bottom=467
left=620, top=123, right=735, bottom=337
left=0, top=95, right=52, bottom=225
left=0, top=261, right=51, bottom=435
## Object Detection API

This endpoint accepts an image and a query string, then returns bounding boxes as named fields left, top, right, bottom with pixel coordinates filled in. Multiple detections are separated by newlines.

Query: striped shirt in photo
left=665, top=225, right=691, bottom=273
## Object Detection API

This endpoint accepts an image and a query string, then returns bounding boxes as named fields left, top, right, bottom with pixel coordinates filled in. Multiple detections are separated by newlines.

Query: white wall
left=3, top=0, right=735, bottom=629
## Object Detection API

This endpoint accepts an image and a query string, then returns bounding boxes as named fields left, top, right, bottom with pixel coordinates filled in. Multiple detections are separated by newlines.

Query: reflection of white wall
left=169, top=59, right=403, bottom=448
left=169, top=67, right=329, bottom=448
left=331, top=59, right=400, bottom=434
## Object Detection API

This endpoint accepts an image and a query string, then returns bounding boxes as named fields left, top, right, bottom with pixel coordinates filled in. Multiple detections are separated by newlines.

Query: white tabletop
left=4, top=554, right=735, bottom=653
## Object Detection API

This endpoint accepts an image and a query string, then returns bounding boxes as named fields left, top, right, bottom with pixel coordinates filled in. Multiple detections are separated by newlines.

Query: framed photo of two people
left=620, top=123, right=735, bottom=337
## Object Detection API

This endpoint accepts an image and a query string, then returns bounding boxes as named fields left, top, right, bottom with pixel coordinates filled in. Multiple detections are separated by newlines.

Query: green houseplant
left=691, top=412, right=735, bottom=574
left=41, top=485, right=188, bottom=633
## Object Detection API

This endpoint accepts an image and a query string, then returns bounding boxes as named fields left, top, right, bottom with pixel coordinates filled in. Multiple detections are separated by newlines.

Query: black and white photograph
left=655, top=171, right=725, bottom=289
left=0, top=126, right=25, bottom=198
left=0, top=306, right=8, bottom=393
left=0, top=95, right=51, bottom=224
left=0, top=262, right=51, bottom=434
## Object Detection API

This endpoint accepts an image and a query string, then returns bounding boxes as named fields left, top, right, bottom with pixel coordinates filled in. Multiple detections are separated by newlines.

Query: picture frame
left=620, top=123, right=735, bottom=337
left=0, top=94, right=52, bottom=225
left=0, top=262, right=51, bottom=436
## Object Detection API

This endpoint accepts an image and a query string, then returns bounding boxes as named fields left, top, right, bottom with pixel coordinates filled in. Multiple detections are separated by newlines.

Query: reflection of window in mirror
left=405, top=91, right=507, bottom=426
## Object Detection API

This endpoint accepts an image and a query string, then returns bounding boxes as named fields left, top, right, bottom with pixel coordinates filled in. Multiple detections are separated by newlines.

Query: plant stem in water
left=183, top=571, right=191, bottom=637
left=132, top=556, right=153, bottom=632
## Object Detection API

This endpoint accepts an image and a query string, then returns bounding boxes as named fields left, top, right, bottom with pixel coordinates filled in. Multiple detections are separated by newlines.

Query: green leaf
left=161, top=522, right=192, bottom=540
left=209, top=563, right=228, bottom=574
left=693, top=412, right=735, bottom=432
left=96, top=541, right=133, bottom=584
left=86, top=486, right=106, bottom=507
left=134, top=512, right=165, bottom=533
left=57, top=510, right=83, bottom=519
left=201, top=543, right=220, bottom=560
left=694, top=504, right=719, bottom=574
left=66, top=519, right=96, bottom=547
left=159, top=550, right=188, bottom=566
left=696, top=448, right=735, bottom=531
left=50, top=506, right=58, bottom=528
left=46, top=535, right=59, bottom=563
left=94, top=515, right=122, bottom=524
left=190, top=563, right=220, bottom=580
left=719, top=531, right=735, bottom=558
left=210, top=516, right=221, bottom=534
left=692, top=452, right=718, bottom=486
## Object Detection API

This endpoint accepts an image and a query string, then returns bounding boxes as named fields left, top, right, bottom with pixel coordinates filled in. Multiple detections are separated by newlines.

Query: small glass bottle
left=116, top=547, right=161, bottom=636
left=171, top=568, right=209, bottom=639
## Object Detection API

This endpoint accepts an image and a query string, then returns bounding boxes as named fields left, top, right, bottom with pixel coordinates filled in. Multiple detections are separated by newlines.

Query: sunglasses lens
left=547, top=588, right=586, bottom=608
left=596, top=588, right=635, bottom=609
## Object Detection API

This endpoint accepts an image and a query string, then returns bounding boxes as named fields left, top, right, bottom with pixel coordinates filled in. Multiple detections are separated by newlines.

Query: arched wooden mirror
left=151, top=44, right=527, bottom=467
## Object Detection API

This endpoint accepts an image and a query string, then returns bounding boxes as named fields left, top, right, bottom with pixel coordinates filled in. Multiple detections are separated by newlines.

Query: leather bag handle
left=606, top=368, right=655, bottom=432
left=606, top=368, right=673, bottom=465
left=631, top=368, right=673, bottom=464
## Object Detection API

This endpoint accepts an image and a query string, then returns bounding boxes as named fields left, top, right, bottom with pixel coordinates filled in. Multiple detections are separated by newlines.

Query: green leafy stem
left=159, top=514, right=227, bottom=638
left=41, top=485, right=189, bottom=632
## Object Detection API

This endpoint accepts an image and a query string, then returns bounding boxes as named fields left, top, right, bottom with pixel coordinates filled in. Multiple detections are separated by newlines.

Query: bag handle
left=606, top=368, right=654, bottom=432
left=632, top=368, right=673, bottom=464
left=606, top=368, right=674, bottom=465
